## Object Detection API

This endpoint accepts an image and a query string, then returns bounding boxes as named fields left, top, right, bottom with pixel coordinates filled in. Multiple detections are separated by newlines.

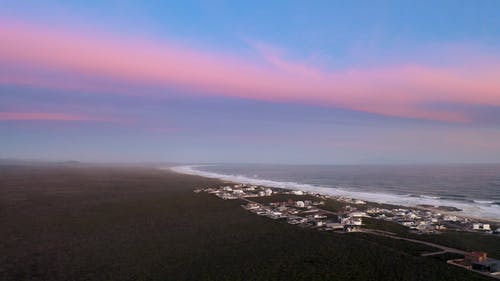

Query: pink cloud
left=1, top=19, right=500, bottom=122
left=0, top=112, right=110, bottom=122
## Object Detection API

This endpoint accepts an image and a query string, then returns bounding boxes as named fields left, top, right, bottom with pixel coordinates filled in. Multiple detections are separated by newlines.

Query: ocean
left=171, top=164, right=500, bottom=221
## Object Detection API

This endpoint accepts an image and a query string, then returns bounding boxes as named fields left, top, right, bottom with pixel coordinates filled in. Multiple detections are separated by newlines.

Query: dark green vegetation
left=363, top=218, right=500, bottom=259
left=350, top=233, right=439, bottom=256
left=263, top=195, right=500, bottom=261
left=363, top=217, right=412, bottom=236
left=250, top=194, right=318, bottom=204
left=0, top=165, right=495, bottom=281
left=430, top=253, right=464, bottom=262
left=357, top=201, right=402, bottom=211
left=417, top=232, right=500, bottom=259
left=322, top=198, right=350, bottom=212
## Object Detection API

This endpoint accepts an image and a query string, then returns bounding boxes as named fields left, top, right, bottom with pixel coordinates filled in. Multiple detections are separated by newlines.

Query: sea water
left=171, top=164, right=500, bottom=221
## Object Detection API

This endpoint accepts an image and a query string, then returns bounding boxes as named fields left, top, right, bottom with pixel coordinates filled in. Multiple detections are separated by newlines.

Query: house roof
left=472, top=259, right=500, bottom=267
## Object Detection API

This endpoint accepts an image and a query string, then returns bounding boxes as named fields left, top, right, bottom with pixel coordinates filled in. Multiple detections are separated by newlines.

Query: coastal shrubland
left=0, top=165, right=493, bottom=281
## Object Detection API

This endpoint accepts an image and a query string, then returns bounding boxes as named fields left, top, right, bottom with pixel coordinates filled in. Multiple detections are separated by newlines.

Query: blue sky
left=1, top=1, right=500, bottom=163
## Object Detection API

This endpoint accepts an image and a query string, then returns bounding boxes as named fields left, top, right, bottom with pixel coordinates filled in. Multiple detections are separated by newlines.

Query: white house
left=402, top=221, right=414, bottom=227
left=350, top=212, right=367, bottom=217
left=443, top=215, right=458, bottom=221
left=351, top=217, right=363, bottom=226
left=295, top=201, right=305, bottom=208
left=472, top=223, right=491, bottom=231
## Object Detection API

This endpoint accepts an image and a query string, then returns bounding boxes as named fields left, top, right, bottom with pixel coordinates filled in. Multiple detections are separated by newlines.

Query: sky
left=1, top=0, right=500, bottom=164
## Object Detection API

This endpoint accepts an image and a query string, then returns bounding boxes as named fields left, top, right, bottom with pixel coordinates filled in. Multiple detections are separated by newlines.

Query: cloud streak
left=0, top=112, right=111, bottom=122
left=1, top=19, right=499, bottom=122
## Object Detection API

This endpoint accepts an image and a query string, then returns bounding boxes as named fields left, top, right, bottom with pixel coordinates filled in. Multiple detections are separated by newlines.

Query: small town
left=195, top=183, right=500, bottom=279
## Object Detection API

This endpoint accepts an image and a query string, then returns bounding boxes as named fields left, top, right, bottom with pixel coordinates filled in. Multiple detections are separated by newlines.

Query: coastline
left=3, top=164, right=493, bottom=281
left=168, top=165, right=500, bottom=224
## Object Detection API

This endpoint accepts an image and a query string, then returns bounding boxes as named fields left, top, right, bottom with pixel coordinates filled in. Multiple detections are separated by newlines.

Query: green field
left=0, top=165, right=495, bottom=280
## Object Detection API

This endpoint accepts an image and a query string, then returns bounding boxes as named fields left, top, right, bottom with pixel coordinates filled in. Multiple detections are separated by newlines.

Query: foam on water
left=169, top=165, right=500, bottom=222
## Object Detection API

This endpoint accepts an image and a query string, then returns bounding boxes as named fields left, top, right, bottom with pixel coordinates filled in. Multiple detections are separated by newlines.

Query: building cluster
left=195, top=184, right=498, bottom=235
left=241, top=200, right=364, bottom=233
left=196, top=184, right=500, bottom=279
left=194, top=184, right=275, bottom=200
left=365, top=206, right=499, bottom=234
left=336, top=197, right=367, bottom=205
left=195, top=184, right=365, bottom=233
left=365, top=207, right=451, bottom=233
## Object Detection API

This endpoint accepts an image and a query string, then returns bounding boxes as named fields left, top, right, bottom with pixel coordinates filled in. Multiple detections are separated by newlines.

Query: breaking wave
left=169, top=165, right=500, bottom=222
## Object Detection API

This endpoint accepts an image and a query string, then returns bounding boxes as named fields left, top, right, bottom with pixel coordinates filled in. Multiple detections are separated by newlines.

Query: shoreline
left=3, top=164, right=493, bottom=281
left=167, top=165, right=500, bottom=224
